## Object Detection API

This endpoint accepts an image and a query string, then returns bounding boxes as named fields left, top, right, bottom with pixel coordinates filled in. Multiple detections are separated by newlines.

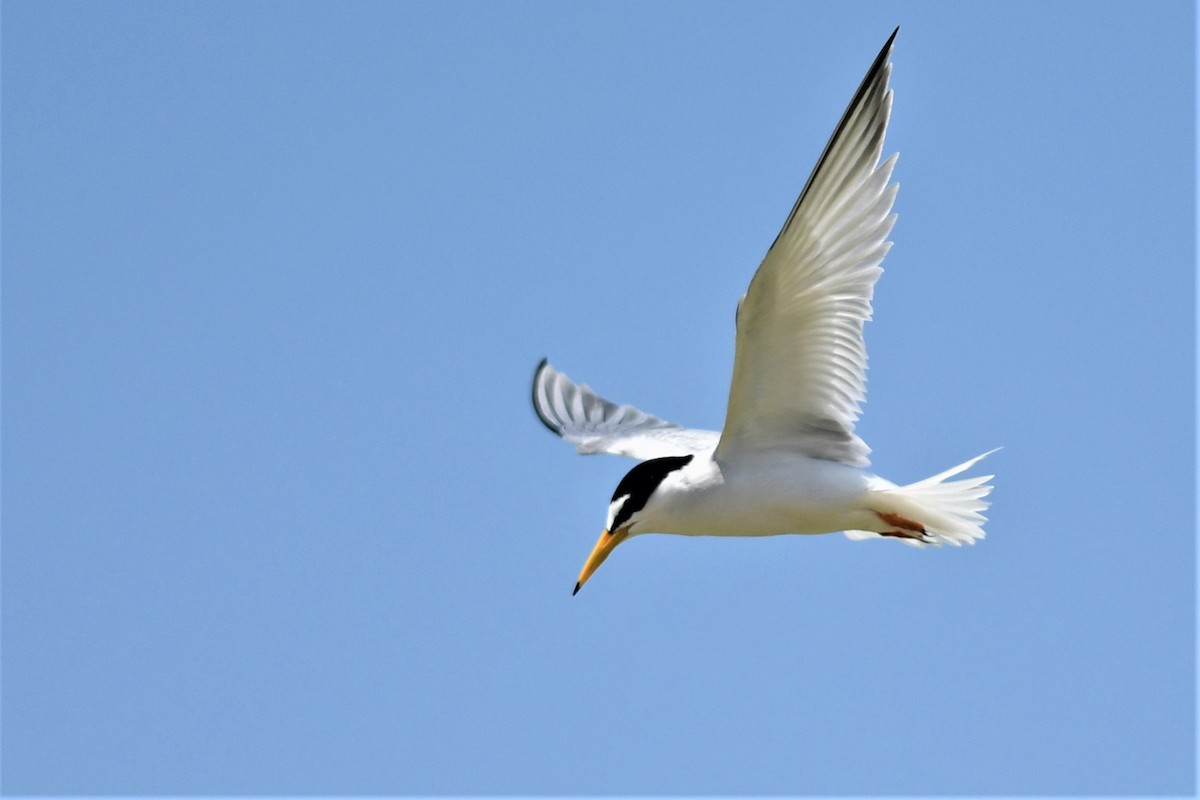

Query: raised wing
left=532, top=359, right=719, bottom=460
left=714, top=29, right=899, bottom=468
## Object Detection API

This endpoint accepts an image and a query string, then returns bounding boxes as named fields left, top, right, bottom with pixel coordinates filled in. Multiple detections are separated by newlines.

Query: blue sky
left=2, top=0, right=1194, bottom=795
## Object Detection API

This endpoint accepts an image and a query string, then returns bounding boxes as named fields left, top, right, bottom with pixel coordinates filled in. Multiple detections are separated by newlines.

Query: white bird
left=532, top=29, right=995, bottom=595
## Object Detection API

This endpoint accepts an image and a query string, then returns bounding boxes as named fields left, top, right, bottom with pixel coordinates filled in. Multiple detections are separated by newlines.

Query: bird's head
left=573, top=454, right=694, bottom=595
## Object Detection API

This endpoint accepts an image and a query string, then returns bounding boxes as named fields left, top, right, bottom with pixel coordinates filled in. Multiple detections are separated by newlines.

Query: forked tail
left=847, top=449, right=998, bottom=547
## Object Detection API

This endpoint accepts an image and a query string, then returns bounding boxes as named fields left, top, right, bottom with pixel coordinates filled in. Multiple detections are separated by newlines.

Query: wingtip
left=883, top=27, right=899, bottom=52
left=869, top=28, right=899, bottom=76
left=877, top=27, right=899, bottom=65
left=764, top=24, right=899, bottom=255
left=534, top=357, right=550, bottom=386
left=531, top=357, right=564, bottom=436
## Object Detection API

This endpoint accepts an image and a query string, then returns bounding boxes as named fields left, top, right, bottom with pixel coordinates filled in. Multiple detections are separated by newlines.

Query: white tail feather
left=846, top=449, right=999, bottom=547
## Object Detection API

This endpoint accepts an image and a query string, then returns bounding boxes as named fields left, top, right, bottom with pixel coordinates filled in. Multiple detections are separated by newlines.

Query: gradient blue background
left=3, top=1, right=1194, bottom=795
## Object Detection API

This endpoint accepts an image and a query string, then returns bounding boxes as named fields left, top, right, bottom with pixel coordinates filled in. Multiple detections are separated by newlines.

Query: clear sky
left=2, top=0, right=1194, bottom=795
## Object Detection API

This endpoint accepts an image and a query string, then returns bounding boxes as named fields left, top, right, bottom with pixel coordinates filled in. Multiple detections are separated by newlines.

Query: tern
left=532, top=29, right=995, bottom=595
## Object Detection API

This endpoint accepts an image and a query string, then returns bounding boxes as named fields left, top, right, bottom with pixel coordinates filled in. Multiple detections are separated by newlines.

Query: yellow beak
left=573, top=528, right=629, bottom=595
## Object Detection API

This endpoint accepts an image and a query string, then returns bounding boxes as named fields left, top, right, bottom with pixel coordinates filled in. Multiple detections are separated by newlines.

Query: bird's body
left=531, top=29, right=996, bottom=593
left=630, top=450, right=878, bottom=538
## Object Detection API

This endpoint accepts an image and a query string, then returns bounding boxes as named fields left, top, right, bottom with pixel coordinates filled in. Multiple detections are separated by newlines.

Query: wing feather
left=532, top=359, right=719, bottom=460
left=715, top=29, right=900, bottom=467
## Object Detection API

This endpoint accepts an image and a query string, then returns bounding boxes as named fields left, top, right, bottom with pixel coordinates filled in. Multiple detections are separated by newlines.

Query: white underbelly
left=638, top=454, right=881, bottom=537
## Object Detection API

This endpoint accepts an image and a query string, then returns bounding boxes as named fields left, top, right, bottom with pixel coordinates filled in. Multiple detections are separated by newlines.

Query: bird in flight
left=532, top=29, right=995, bottom=595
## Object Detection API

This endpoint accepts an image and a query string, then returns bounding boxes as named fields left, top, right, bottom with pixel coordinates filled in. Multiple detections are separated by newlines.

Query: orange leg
left=876, top=511, right=928, bottom=540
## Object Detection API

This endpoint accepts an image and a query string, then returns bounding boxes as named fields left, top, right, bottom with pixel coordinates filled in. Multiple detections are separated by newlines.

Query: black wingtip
left=531, top=357, right=562, bottom=436
left=765, top=26, right=899, bottom=255
left=572, top=582, right=582, bottom=596
left=881, top=27, right=899, bottom=62
left=874, top=27, right=899, bottom=72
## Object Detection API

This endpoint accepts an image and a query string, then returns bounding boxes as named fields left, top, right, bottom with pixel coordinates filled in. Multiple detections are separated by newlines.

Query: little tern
left=531, top=29, right=996, bottom=594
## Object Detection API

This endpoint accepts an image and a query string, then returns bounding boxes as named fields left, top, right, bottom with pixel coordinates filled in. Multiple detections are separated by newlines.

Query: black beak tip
left=572, top=582, right=581, bottom=596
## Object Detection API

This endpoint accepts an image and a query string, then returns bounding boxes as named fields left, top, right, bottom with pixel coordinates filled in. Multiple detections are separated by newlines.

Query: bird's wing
left=532, top=359, right=719, bottom=460
left=714, top=29, right=899, bottom=468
